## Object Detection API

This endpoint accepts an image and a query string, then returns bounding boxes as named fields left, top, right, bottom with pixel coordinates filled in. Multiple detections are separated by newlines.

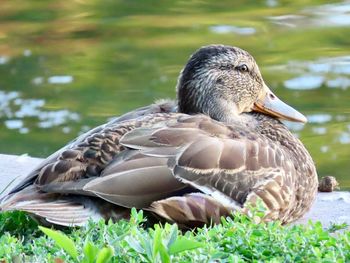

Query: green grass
left=0, top=208, right=349, bottom=262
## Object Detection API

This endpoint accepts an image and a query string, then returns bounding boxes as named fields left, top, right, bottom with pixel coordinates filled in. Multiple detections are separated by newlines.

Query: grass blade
left=95, top=246, right=114, bottom=263
left=39, top=226, right=78, bottom=261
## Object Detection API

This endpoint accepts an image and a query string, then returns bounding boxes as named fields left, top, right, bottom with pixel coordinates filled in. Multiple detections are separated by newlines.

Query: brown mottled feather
left=0, top=104, right=316, bottom=227
left=120, top=113, right=317, bottom=224
left=150, top=193, right=235, bottom=228
left=0, top=45, right=317, bottom=228
left=83, top=158, right=185, bottom=208
left=6, top=101, right=177, bottom=196
left=1, top=101, right=182, bottom=224
left=1, top=185, right=130, bottom=226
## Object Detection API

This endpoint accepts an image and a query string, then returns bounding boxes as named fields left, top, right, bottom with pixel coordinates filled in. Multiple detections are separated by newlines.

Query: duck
left=0, top=45, right=318, bottom=228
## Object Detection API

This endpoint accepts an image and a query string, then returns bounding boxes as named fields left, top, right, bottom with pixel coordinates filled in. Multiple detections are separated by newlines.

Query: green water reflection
left=0, top=0, right=350, bottom=188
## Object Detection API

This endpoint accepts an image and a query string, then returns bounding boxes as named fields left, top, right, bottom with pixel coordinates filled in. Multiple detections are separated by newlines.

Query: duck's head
left=177, top=45, right=307, bottom=123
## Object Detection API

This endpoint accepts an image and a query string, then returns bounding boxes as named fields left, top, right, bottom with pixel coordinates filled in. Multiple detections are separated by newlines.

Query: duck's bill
left=253, top=84, right=307, bottom=123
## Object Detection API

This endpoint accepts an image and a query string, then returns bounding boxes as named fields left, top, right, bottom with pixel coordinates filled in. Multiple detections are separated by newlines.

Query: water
left=0, top=0, right=350, bottom=189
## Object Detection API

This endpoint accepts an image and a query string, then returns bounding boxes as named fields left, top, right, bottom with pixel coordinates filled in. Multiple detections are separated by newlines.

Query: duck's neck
left=251, top=113, right=315, bottom=173
left=251, top=113, right=300, bottom=146
left=178, top=96, right=242, bottom=124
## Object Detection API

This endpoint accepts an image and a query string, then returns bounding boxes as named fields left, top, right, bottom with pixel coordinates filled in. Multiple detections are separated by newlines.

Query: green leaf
left=39, top=226, right=78, bottom=261
left=152, top=225, right=162, bottom=259
left=131, top=207, right=138, bottom=221
left=166, top=224, right=178, bottom=249
left=96, top=246, right=114, bottom=263
left=130, top=207, right=144, bottom=225
left=125, top=236, right=145, bottom=254
left=169, top=237, right=204, bottom=255
left=135, top=229, right=152, bottom=259
left=158, top=243, right=170, bottom=263
left=83, top=240, right=99, bottom=263
left=151, top=225, right=170, bottom=263
left=251, top=229, right=263, bottom=237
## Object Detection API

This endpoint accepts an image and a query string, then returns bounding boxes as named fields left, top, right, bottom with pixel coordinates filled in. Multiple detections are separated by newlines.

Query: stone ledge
left=0, top=153, right=349, bottom=228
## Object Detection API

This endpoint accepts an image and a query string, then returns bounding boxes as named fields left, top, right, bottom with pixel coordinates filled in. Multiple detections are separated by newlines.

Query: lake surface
left=0, top=0, right=350, bottom=189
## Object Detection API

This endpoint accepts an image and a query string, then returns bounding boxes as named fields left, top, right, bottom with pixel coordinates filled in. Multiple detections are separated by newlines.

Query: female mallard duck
left=0, top=45, right=317, bottom=228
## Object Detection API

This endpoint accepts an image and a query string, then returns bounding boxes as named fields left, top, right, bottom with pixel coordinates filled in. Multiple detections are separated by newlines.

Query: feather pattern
left=120, top=113, right=317, bottom=224
left=0, top=45, right=318, bottom=228
left=150, top=193, right=237, bottom=228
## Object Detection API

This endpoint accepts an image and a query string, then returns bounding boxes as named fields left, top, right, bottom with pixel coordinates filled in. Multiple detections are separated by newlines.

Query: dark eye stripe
left=219, top=64, right=234, bottom=70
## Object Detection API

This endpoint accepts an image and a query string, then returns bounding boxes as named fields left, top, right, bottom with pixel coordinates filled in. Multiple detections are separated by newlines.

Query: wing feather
left=120, top=115, right=295, bottom=221
left=82, top=151, right=186, bottom=208
left=5, top=101, right=177, bottom=197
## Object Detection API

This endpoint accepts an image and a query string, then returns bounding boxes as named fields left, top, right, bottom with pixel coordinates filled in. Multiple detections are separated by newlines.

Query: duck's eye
left=236, top=64, right=249, bottom=72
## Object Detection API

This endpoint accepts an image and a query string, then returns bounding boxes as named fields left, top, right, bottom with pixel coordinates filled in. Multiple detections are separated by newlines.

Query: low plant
left=0, top=208, right=349, bottom=262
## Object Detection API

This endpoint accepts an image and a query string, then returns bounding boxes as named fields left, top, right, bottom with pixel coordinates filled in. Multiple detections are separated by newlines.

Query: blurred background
left=0, top=0, right=349, bottom=188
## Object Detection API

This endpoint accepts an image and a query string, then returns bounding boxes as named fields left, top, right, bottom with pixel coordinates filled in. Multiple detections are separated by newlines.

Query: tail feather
left=0, top=186, right=129, bottom=227
left=150, top=193, right=241, bottom=228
